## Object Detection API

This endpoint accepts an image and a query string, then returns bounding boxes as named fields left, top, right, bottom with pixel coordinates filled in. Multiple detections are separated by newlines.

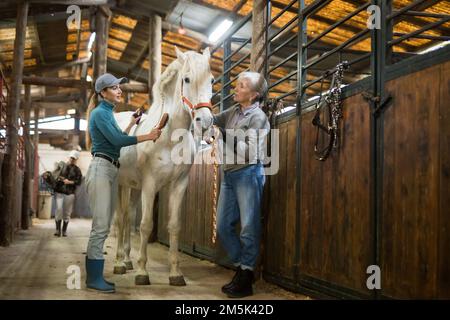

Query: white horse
left=112, top=47, right=214, bottom=286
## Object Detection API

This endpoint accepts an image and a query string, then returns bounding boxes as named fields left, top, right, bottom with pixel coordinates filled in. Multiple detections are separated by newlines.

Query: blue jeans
left=217, top=164, right=265, bottom=271
left=85, top=157, right=118, bottom=260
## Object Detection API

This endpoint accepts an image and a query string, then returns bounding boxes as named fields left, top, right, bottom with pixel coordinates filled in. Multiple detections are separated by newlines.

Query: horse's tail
left=85, top=93, right=99, bottom=150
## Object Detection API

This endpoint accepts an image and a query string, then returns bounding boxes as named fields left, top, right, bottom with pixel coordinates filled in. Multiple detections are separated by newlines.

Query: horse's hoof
left=124, top=261, right=133, bottom=270
left=113, top=266, right=127, bottom=275
left=169, top=276, right=186, bottom=286
left=135, top=275, right=151, bottom=285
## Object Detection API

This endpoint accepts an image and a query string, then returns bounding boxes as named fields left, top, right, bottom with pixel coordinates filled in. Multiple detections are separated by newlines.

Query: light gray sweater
left=213, top=102, right=270, bottom=172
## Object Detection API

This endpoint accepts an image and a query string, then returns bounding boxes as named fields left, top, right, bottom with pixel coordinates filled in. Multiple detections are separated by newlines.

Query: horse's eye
left=211, top=77, right=215, bottom=84
left=184, top=77, right=190, bottom=83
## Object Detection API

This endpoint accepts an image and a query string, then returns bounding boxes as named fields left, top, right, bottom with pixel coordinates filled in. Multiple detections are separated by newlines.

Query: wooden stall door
left=299, top=93, right=373, bottom=298
left=381, top=61, right=450, bottom=299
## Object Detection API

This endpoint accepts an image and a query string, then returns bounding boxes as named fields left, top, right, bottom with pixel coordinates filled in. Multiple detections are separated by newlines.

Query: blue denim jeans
left=216, top=164, right=265, bottom=271
left=85, top=157, right=118, bottom=260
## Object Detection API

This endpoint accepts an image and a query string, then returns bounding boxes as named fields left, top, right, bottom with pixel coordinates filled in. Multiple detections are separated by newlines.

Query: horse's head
left=175, top=47, right=214, bottom=131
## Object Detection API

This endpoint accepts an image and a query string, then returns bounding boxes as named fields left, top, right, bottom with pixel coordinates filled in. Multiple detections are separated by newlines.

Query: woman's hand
left=147, top=128, right=162, bottom=141
left=129, top=114, right=142, bottom=127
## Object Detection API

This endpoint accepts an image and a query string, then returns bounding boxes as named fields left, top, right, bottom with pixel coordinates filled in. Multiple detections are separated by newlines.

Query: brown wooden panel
left=439, top=60, right=450, bottom=298
left=284, top=119, right=298, bottom=279
left=382, top=63, right=441, bottom=298
left=277, top=122, right=288, bottom=276
left=299, top=93, right=372, bottom=294
left=263, top=117, right=298, bottom=281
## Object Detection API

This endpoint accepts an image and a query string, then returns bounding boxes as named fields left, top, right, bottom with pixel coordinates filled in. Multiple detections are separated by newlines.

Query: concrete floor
left=0, top=218, right=309, bottom=300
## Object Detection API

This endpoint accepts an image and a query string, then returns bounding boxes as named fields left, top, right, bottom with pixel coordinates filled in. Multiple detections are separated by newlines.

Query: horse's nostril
left=195, top=117, right=201, bottom=122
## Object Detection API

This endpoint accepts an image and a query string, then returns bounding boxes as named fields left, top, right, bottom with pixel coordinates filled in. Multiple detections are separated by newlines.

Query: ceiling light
left=208, top=19, right=233, bottom=43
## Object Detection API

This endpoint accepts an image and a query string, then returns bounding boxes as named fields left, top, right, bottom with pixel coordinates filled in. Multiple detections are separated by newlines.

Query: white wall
left=38, top=144, right=91, bottom=175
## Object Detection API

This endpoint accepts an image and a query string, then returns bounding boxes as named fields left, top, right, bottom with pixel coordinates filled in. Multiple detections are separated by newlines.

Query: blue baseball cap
left=95, top=73, right=128, bottom=93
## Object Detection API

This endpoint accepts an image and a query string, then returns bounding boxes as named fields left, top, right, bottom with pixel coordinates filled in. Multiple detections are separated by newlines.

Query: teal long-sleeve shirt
left=89, top=100, right=138, bottom=161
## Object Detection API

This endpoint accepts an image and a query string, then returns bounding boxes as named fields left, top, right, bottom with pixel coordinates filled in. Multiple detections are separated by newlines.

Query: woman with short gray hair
left=212, top=71, right=270, bottom=298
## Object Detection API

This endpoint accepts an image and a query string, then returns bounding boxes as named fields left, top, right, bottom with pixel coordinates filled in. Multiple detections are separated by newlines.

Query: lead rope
left=210, top=126, right=219, bottom=244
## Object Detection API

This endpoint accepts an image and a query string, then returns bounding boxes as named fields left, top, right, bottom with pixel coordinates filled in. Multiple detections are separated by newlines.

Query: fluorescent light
left=87, top=32, right=96, bottom=51
left=208, top=19, right=233, bottom=43
left=67, top=109, right=76, bottom=115
left=419, top=40, right=450, bottom=55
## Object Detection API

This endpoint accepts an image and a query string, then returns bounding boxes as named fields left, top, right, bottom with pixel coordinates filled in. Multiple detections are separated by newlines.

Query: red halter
left=181, top=78, right=212, bottom=118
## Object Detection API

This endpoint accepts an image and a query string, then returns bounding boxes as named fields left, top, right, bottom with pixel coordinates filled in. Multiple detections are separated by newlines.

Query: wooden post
left=250, top=0, right=267, bottom=74
left=0, top=1, right=29, bottom=246
left=93, top=5, right=110, bottom=80
left=148, top=13, right=162, bottom=105
left=32, top=104, right=40, bottom=217
left=21, top=85, right=31, bottom=230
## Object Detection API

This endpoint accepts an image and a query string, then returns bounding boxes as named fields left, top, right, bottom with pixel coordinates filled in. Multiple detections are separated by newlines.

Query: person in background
left=53, top=150, right=82, bottom=237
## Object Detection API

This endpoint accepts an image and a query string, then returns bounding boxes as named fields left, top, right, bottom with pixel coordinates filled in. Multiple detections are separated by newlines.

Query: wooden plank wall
left=262, top=60, right=449, bottom=299
left=158, top=148, right=219, bottom=260
left=154, top=59, right=449, bottom=298
left=381, top=60, right=450, bottom=299
left=299, top=93, right=373, bottom=296
left=263, top=118, right=298, bottom=282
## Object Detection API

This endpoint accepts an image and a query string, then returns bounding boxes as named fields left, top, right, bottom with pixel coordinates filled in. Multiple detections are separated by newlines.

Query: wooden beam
left=32, top=92, right=81, bottom=102
left=22, top=76, right=89, bottom=88
left=32, top=103, right=39, bottom=214
left=24, top=57, right=91, bottom=75
left=21, top=85, right=31, bottom=230
left=148, top=13, right=162, bottom=104
left=24, top=0, right=108, bottom=4
left=251, top=0, right=267, bottom=73
left=120, top=83, right=148, bottom=93
left=93, top=4, right=109, bottom=80
left=1, top=0, right=29, bottom=247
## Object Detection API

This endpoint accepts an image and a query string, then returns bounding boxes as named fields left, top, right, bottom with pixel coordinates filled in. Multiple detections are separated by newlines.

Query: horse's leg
left=167, top=174, right=189, bottom=286
left=124, top=189, right=140, bottom=270
left=113, top=185, right=130, bottom=274
left=135, top=178, right=156, bottom=285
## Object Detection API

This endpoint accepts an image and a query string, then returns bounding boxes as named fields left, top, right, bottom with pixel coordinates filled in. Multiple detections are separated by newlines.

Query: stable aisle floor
left=0, top=218, right=308, bottom=300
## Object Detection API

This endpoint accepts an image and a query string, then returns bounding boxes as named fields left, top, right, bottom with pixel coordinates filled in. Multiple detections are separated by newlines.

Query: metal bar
left=302, top=52, right=371, bottom=95
left=304, top=29, right=370, bottom=70
left=399, top=10, right=450, bottom=19
left=269, top=32, right=297, bottom=57
left=268, top=69, right=297, bottom=90
left=386, top=0, right=428, bottom=21
left=388, top=17, right=450, bottom=46
left=223, top=52, right=251, bottom=76
left=268, top=14, right=298, bottom=43
left=222, top=69, right=249, bottom=91
left=222, top=92, right=234, bottom=102
left=273, top=88, right=298, bottom=102
left=269, top=0, right=297, bottom=26
left=211, top=13, right=253, bottom=55
left=393, top=32, right=450, bottom=41
left=224, top=37, right=251, bottom=63
left=304, top=2, right=371, bottom=49
left=268, top=51, right=297, bottom=74
left=302, top=0, right=332, bottom=17
left=294, top=0, right=307, bottom=287
left=221, top=39, right=232, bottom=111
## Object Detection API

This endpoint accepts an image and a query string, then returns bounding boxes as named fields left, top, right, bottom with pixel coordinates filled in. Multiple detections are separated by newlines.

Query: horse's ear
left=202, top=47, right=210, bottom=59
left=175, top=46, right=186, bottom=63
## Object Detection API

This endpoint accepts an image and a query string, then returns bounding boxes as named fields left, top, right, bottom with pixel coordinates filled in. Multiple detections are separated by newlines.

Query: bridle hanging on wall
left=311, top=61, right=348, bottom=161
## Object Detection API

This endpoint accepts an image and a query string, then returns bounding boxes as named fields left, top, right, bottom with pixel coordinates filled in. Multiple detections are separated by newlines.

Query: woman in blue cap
left=84, top=73, right=161, bottom=293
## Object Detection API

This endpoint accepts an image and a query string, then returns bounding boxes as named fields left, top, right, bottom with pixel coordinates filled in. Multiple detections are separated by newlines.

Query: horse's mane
left=151, top=59, right=182, bottom=109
